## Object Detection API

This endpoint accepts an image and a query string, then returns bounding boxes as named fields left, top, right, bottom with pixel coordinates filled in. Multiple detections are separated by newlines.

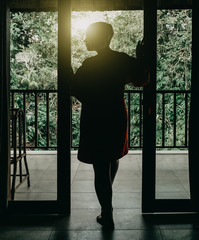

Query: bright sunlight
left=71, top=11, right=121, bottom=36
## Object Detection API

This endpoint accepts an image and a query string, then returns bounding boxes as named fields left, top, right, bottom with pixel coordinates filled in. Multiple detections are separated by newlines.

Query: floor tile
left=113, top=180, right=141, bottom=192
left=71, top=192, right=141, bottom=209
left=160, top=229, right=199, bottom=240
left=113, top=192, right=141, bottom=209
left=17, top=180, right=57, bottom=193
left=50, top=230, right=162, bottom=240
left=166, top=156, right=189, bottom=171
left=38, top=170, right=57, bottom=180
left=156, top=191, right=189, bottom=199
left=72, top=162, right=80, bottom=171
left=179, top=179, right=190, bottom=193
left=0, top=215, right=56, bottom=230
left=53, top=208, right=158, bottom=231
left=4, top=153, right=199, bottom=240
left=78, top=163, right=93, bottom=170
left=49, top=230, right=78, bottom=240
left=53, top=208, right=102, bottom=230
left=114, top=209, right=158, bottom=230
left=15, top=192, right=57, bottom=200
left=29, top=170, right=45, bottom=180
left=71, top=170, right=78, bottom=182
left=72, top=180, right=95, bottom=193
left=155, top=159, right=171, bottom=171
left=156, top=179, right=186, bottom=192
left=154, top=214, right=199, bottom=230
left=116, top=170, right=141, bottom=180
left=173, top=170, right=189, bottom=180
left=47, top=163, right=57, bottom=170
left=0, top=231, right=51, bottom=240
left=118, top=158, right=140, bottom=171
left=74, top=170, right=94, bottom=180
left=156, top=170, right=178, bottom=180
left=71, top=193, right=99, bottom=209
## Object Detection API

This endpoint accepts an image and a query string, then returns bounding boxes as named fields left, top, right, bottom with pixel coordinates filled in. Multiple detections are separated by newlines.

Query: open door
left=4, top=0, right=72, bottom=215
left=142, top=0, right=197, bottom=213
left=189, top=0, right=199, bottom=212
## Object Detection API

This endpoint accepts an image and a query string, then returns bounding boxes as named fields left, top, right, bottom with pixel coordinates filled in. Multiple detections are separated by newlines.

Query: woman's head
left=85, top=22, right=114, bottom=51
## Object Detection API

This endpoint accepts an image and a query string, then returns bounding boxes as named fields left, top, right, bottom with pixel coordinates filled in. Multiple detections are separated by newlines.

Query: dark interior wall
left=0, top=0, right=10, bottom=214
left=9, top=0, right=192, bottom=12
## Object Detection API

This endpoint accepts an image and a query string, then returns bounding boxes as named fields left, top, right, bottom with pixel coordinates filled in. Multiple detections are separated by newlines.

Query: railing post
left=173, top=92, right=177, bottom=147
left=162, top=92, right=165, bottom=147
left=185, top=92, right=188, bottom=147
left=23, top=92, right=27, bottom=151
left=58, top=0, right=72, bottom=215
left=34, top=92, right=38, bottom=148
left=142, top=0, right=157, bottom=213
left=139, top=92, right=142, bottom=148
left=128, top=92, right=131, bottom=148
left=46, top=92, right=50, bottom=148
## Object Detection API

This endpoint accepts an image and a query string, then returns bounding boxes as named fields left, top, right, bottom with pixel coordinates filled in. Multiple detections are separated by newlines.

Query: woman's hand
left=135, top=38, right=150, bottom=86
left=136, top=38, right=145, bottom=60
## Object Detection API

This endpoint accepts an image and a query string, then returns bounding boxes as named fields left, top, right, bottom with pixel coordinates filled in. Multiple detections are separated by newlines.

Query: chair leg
left=11, top=161, right=17, bottom=201
left=19, top=159, right=22, bottom=183
left=24, top=155, right=30, bottom=187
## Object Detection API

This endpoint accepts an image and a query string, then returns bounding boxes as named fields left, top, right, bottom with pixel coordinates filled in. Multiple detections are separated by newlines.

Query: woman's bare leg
left=110, top=159, right=119, bottom=184
left=92, top=158, right=120, bottom=228
left=93, top=159, right=114, bottom=224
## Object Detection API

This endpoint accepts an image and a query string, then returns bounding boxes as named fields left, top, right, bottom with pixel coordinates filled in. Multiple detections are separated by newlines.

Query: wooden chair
left=10, top=108, right=30, bottom=200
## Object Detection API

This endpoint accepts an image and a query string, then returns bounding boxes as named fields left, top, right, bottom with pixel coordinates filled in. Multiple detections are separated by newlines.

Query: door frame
left=4, top=0, right=72, bottom=215
left=0, top=0, right=10, bottom=215
left=142, top=0, right=197, bottom=213
left=1, top=0, right=198, bottom=216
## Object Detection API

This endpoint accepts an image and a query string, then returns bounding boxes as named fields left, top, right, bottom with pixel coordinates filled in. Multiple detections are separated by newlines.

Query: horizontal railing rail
left=10, top=89, right=191, bottom=150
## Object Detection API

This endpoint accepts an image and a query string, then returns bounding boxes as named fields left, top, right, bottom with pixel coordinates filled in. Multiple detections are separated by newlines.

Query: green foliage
left=10, top=10, right=192, bottom=149
left=157, top=10, right=192, bottom=90
left=10, top=12, right=58, bottom=90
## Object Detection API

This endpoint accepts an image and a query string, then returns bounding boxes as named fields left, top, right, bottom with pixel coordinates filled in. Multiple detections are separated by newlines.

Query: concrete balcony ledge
left=25, top=150, right=189, bottom=155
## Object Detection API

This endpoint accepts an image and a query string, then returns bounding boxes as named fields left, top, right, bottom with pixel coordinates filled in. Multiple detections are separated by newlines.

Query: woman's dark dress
left=72, top=50, right=143, bottom=164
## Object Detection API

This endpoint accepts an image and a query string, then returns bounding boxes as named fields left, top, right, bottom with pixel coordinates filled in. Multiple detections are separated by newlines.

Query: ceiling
left=9, top=0, right=192, bottom=12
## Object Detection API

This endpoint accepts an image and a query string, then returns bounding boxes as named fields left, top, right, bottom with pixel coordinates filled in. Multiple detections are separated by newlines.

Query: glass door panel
left=155, top=9, right=192, bottom=200
left=9, top=12, right=58, bottom=201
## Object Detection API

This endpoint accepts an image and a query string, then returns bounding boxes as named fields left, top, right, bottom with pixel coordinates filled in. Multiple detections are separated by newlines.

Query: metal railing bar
left=11, top=89, right=191, bottom=94
left=19, top=111, right=22, bottom=183
left=185, top=92, right=188, bottom=147
left=10, top=89, right=191, bottom=150
left=46, top=93, right=50, bottom=148
left=128, top=92, right=131, bottom=148
left=139, top=92, right=142, bottom=148
left=162, top=92, right=165, bottom=147
left=173, top=92, right=177, bottom=147
left=35, top=92, right=38, bottom=148
left=23, top=92, right=26, bottom=149
left=10, top=89, right=57, bottom=93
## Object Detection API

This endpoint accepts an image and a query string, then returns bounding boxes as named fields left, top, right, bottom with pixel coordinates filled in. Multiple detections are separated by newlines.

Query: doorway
left=1, top=0, right=196, bottom=215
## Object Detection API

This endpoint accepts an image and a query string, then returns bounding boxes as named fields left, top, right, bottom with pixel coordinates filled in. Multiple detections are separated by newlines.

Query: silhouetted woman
left=71, top=22, right=148, bottom=229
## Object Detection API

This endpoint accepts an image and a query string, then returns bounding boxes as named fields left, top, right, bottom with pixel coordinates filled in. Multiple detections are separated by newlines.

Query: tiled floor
left=2, top=151, right=199, bottom=240
left=14, top=151, right=190, bottom=201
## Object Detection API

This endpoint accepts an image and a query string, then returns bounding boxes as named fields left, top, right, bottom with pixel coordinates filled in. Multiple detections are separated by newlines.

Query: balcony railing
left=10, top=89, right=191, bottom=150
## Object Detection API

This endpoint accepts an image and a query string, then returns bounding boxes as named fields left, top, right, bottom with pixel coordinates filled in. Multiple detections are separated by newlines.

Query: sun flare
left=71, top=11, right=121, bottom=37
